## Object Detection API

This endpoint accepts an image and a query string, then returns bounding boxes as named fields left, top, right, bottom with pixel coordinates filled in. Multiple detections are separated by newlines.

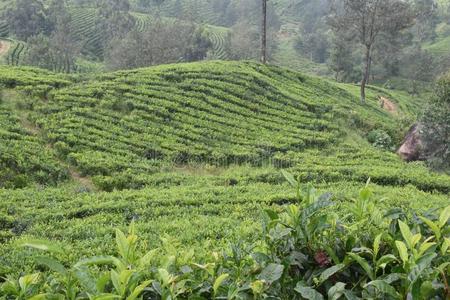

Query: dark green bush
left=2, top=175, right=448, bottom=299
left=367, top=129, right=393, bottom=150
left=421, top=73, right=450, bottom=171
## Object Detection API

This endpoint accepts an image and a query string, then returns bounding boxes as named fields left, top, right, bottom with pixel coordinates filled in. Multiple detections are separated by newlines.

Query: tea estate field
left=0, top=61, right=449, bottom=274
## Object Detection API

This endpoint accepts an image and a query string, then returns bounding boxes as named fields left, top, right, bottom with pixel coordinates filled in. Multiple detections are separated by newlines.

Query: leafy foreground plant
left=1, top=173, right=449, bottom=299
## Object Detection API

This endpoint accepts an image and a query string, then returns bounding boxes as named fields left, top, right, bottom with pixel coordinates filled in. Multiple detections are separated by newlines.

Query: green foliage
left=0, top=103, right=69, bottom=189
left=367, top=129, right=393, bottom=150
left=0, top=61, right=427, bottom=190
left=1, top=178, right=448, bottom=299
left=0, top=62, right=448, bottom=291
left=5, top=40, right=28, bottom=67
left=0, top=66, right=71, bottom=90
left=421, top=73, right=450, bottom=171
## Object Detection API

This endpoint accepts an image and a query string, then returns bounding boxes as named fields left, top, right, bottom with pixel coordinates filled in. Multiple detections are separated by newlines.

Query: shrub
left=421, top=73, right=450, bottom=171
left=1, top=174, right=449, bottom=299
left=367, top=129, right=393, bottom=150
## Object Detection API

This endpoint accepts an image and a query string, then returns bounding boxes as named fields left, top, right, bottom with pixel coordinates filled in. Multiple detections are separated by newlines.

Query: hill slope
left=1, top=61, right=441, bottom=189
left=0, top=61, right=448, bottom=271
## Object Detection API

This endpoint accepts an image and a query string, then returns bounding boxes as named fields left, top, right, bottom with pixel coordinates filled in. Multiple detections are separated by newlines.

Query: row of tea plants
left=1, top=173, right=448, bottom=299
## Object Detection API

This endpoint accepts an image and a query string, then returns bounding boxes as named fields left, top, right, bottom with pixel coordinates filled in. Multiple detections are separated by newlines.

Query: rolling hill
left=0, top=61, right=449, bottom=272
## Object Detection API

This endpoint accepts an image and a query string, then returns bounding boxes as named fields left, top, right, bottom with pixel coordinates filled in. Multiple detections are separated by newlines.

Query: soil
left=379, top=96, right=398, bottom=114
left=69, top=168, right=96, bottom=191
left=0, top=40, right=11, bottom=56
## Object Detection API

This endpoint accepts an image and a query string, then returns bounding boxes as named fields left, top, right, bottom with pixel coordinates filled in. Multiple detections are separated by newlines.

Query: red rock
left=398, top=123, right=424, bottom=161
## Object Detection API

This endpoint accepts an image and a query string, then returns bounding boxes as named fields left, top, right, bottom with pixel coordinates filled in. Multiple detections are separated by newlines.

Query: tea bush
left=1, top=176, right=448, bottom=299
left=421, top=73, right=450, bottom=171
left=0, top=105, right=69, bottom=188
left=4, top=61, right=430, bottom=190
left=367, top=129, right=393, bottom=150
left=0, top=62, right=448, bottom=296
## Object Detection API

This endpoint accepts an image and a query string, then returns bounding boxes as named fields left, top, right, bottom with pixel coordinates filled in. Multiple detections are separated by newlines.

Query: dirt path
left=4, top=94, right=97, bottom=191
left=0, top=40, right=11, bottom=56
left=68, top=168, right=96, bottom=191
left=2, top=89, right=96, bottom=190
left=379, top=96, right=398, bottom=115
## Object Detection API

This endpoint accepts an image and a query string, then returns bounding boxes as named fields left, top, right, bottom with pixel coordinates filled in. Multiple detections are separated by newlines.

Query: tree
left=95, top=0, right=136, bottom=54
left=23, top=34, right=53, bottom=70
left=261, top=0, right=267, bottom=63
left=137, top=0, right=166, bottom=16
left=421, top=74, right=450, bottom=171
left=229, top=21, right=260, bottom=60
left=105, top=21, right=211, bottom=70
left=47, top=0, right=71, bottom=32
left=413, top=0, right=438, bottom=43
left=400, top=46, right=434, bottom=95
left=327, top=32, right=358, bottom=82
left=25, top=20, right=81, bottom=73
left=295, top=28, right=330, bottom=63
left=329, top=0, right=414, bottom=103
left=6, top=0, right=51, bottom=40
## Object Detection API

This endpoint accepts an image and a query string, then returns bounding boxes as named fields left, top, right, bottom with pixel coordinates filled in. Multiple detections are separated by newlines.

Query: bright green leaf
left=395, top=241, right=409, bottom=266
left=398, top=220, right=413, bottom=249
left=419, top=216, right=441, bottom=240
left=439, top=206, right=450, bottom=228
left=127, top=280, right=152, bottom=300
left=35, top=256, right=67, bottom=275
left=213, top=273, right=229, bottom=297
left=20, top=239, right=64, bottom=255
left=281, top=170, right=297, bottom=187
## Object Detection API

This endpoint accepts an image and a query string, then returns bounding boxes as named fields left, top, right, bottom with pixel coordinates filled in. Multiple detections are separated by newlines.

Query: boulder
left=397, top=123, right=424, bottom=161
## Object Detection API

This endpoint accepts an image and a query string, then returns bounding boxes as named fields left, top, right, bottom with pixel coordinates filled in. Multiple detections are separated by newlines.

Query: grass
left=0, top=61, right=448, bottom=274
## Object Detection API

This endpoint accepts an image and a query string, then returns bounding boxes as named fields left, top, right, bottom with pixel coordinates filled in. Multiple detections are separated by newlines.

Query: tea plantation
left=0, top=61, right=449, bottom=298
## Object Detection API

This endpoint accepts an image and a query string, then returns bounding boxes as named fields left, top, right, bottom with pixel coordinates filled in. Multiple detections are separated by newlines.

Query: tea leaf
left=20, top=239, right=64, bottom=255
left=35, top=256, right=67, bottom=275
left=295, top=282, right=324, bottom=300
left=257, top=263, right=284, bottom=284
left=419, top=216, right=441, bottom=240
left=398, top=220, right=413, bottom=249
left=364, top=280, right=401, bottom=299
left=213, top=273, right=229, bottom=296
left=281, top=170, right=297, bottom=187
left=318, top=264, right=346, bottom=284
left=348, top=253, right=374, bottom=281
left=439, top=206, right=450, bottom=228
left=395, top=241, right=409, bottom=266
left=327, top=282, right=346, bottom=300
left=127, top=280, right=152, bottom=300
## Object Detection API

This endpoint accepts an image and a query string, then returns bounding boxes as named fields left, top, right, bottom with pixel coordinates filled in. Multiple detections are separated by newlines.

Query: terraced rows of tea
left=158, top=0, right=222, bottom=25
left=206, top=26, right=230, bottom=60
left=66, top=7, right=230, bottom=61
left=1, top=61, right=437, bottom=193
left=69, top=7, right=103, bottom=59
left=5, top=40, right=27, bottom=66
left=0, top=21, right=8, bottom=38
left=0, top=97, right=67, bottom=189
left=29, top=62, right=345, bottom=188
left=1, top=61, right=449, bottom=273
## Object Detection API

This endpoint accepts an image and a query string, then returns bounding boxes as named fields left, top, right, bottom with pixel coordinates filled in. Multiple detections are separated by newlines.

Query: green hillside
left=0, top=61, right=449, bottom=273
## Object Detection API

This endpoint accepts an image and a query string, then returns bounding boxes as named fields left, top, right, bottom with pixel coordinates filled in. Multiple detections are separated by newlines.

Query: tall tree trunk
left=360, top=45, right=371, bottom=104
left=261, top=0, right=267, bottom=64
